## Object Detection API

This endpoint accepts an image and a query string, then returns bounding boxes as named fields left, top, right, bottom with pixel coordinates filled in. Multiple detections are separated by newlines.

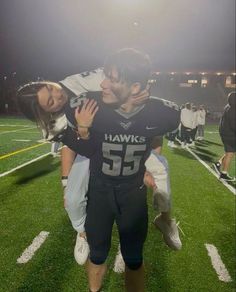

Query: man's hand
left=143, top=171, right=157, bottom=190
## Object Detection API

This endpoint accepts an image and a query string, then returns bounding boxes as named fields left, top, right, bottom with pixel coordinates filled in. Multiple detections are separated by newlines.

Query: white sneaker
left=170, top=141, right=177, bottom=148
left=154, top=215, right=182, bottom=251
left=188, top=141, right=195, bottom=147
left=74, top=234, right=90, bottom=265
left=113, top=245, right=125, bottom=273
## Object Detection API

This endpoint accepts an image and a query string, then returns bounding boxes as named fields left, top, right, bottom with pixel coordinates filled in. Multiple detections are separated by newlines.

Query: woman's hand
left=143, top=171, right=157, bottom=190
left=75, top=98, right=99, bottom=128
left=75, top=98, right=99, bottom=139
left=131, top=85, right=150, bottom=106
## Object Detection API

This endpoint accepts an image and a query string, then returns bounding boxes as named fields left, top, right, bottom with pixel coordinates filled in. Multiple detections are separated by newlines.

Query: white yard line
left=0, top=124, right=34, bottom=127
left=0, top=124, right=32, bottom=128
left=17, top=231, right=50, bottom=264
left=0, top=152, right=52, bottom=177
left=186, top=147, right=236, bottom=195
left=12, top=139, right=31, bottom=142
left=205, top=243, right=232, bottom=282
left=0, top=127, right=36, bottom=135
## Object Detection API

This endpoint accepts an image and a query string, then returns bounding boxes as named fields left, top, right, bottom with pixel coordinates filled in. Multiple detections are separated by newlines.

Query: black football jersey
left=63, top=92, right=180, bottom=182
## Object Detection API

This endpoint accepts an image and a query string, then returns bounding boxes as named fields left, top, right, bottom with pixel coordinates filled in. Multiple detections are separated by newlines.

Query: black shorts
left=220, top=135, right=236, bottom=152
left=85, top=175, right=148, bottom=268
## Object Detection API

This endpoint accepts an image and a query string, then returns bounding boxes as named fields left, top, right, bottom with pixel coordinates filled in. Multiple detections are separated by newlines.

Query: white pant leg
left=64, top=155, right=90, bottom=233
left=145, top=152, right=171, bottom=213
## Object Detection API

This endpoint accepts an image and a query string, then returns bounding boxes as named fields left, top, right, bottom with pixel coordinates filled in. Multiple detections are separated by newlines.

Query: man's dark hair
left=104, top=48, right=152, bottom=90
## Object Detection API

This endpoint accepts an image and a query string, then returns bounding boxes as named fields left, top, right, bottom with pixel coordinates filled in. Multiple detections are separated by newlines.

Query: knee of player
left=89, top=245, right=110, bottom=265
left=125, top=260, right=143, bottom=270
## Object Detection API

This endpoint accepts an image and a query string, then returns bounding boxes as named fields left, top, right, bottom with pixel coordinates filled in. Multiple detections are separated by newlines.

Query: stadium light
left=185, top=72, right=191, bottom=75
left=171, top=72, right=175, bottom=75
left=216, top=72, right=222, bottom=75
left=200, top=72, right=206, bottom=75
left=232, top=72, right=236, bottom=76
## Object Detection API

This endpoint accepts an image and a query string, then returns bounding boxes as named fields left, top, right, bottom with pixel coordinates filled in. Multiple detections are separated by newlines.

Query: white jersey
left=44, top=68, right=104, bottom=141
left=60, top=68, right=104, bottom=96
left=197, top=109, right=206, bottom=125
left=192, top=111, right=198, bottom=129
left=180, top=108, right=194, bottom=128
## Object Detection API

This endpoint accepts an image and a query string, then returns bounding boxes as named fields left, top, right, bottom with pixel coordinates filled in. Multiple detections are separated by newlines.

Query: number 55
left=102, top=143, right=146, bottom=176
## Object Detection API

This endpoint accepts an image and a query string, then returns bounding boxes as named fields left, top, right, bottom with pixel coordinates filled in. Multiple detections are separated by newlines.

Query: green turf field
left=0, top=117, right=235, bottom=292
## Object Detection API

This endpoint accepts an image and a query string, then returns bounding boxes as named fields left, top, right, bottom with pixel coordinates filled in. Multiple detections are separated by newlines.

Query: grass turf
left=0, top=117, right=235, bottom=291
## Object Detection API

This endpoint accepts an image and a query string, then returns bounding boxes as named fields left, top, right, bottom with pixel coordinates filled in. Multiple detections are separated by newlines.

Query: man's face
left=100, top=68, right=132, bottom=105
left=37, top=82, right=68, bottom=113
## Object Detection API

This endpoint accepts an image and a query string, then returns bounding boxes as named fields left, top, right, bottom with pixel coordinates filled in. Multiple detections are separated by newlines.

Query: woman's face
left=37, top=82, right=68, bottom=112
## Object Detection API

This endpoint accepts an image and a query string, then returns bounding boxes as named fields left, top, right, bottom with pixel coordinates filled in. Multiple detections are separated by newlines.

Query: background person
left=196, top=105, right=206, bottom=140
left=180, top=102, right=193, bottom=148
left=212, top=92, right=236, bottom=181
left=189, top=105, right=198, bottom=146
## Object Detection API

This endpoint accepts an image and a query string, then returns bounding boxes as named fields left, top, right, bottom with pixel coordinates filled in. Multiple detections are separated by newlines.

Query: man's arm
left=62, top=126, right=97, bottom=158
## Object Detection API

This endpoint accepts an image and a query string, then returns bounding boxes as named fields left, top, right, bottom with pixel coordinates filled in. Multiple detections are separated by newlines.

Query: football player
left=64, top=48, right=181, bottom=292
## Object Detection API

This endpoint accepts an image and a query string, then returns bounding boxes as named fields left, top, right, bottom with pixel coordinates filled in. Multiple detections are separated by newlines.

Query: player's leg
left=220, top=151, right=235, bottom=181
left=198, top=125, right=204, bottom=140
left=116, top=182, right=148, bottom=292
left=212, top=154, right=225, bottom=174
left=217, top=137, right=235, bottom=181
left=221, top=152, right=234, bottom=172
left=125, top=264, right=145, bottom=292
left=85, top=176, right=115, bottom=292
left=64, top=155, right=90, bottom=264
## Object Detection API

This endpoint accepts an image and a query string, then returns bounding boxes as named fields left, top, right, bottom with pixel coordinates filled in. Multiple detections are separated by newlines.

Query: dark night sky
left=0, top=0, right=235, bottom=81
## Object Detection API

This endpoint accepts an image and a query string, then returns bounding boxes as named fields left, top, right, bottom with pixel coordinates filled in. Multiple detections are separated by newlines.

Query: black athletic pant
left=180, top=124, right=192, bottom=144
left=190, top=127, right=198, bottom=141
left=85, top=175, right=148, bottom=270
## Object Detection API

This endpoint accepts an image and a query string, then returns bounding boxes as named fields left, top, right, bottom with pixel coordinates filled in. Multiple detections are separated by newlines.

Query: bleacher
left=150, top=73, right=235, bottom=120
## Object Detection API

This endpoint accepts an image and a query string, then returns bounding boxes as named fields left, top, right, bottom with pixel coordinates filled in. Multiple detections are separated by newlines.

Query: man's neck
left=119, top=102, right=136, bottom=113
